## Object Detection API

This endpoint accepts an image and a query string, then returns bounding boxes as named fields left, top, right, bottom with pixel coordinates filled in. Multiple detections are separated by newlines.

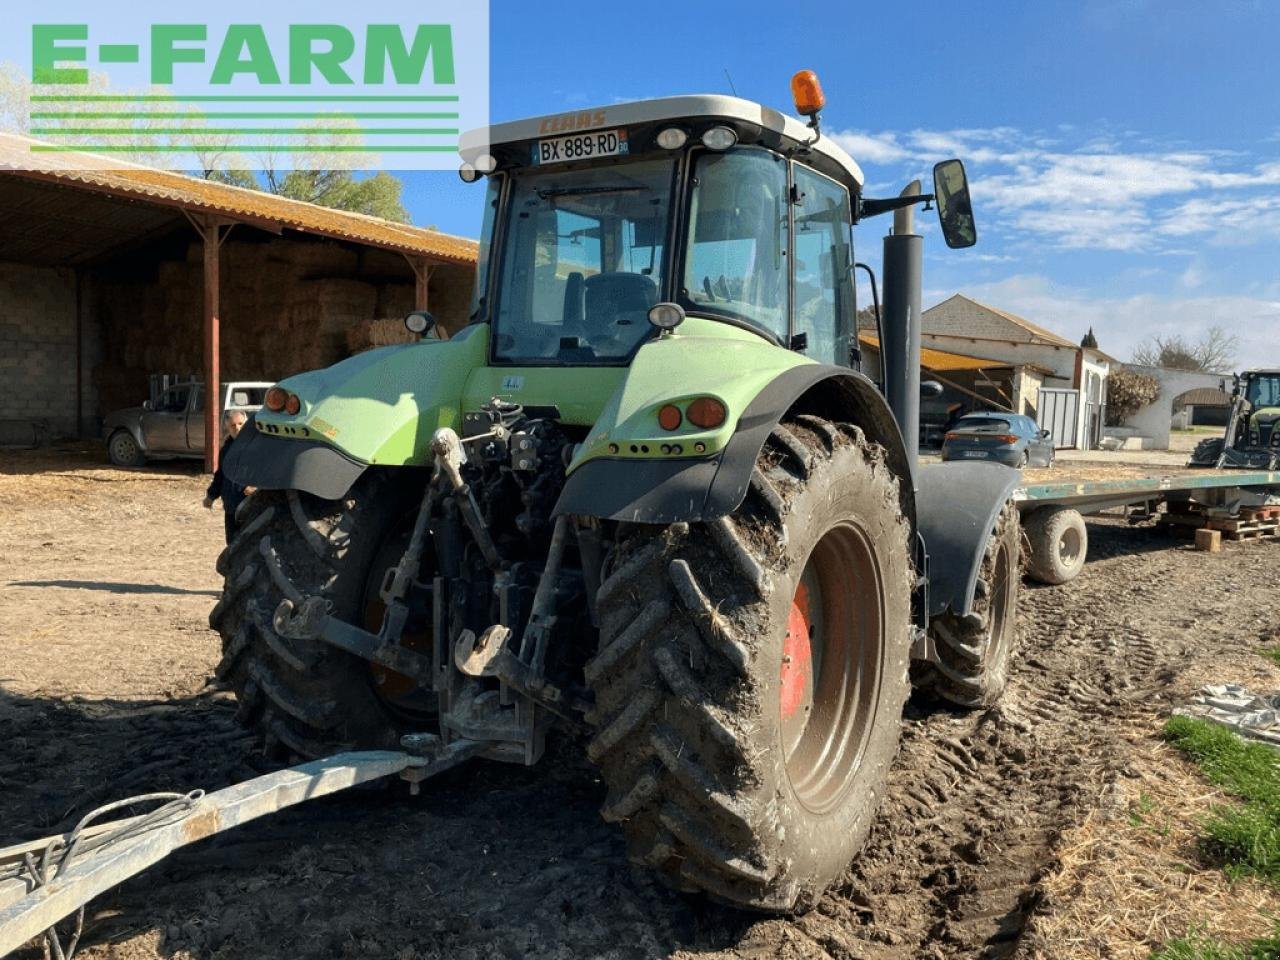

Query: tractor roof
left=460, top=95, right=865, bottom=189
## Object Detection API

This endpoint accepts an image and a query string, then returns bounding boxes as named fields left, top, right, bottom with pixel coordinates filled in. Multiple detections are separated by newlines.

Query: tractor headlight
left=656, top=127, right=688, bottom=150
left=701, top=126, right=738, bottom=151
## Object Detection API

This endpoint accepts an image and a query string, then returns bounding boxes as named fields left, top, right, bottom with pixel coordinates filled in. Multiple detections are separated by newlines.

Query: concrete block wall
left=0, top=262, right=80, bottom=437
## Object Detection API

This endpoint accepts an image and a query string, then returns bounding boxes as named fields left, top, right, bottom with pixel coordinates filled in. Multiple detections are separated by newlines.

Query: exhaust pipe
left=881, top=181, right=923, bottom=483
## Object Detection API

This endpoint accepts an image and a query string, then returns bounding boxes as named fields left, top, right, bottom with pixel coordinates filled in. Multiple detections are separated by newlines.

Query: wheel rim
left=780, top=521, right=885, bottom=815
left=361, top=531, right=435, bottom=720
left=1057, top=525, right=1083, bottom=568
left=110, top=433, right=135, bottom=462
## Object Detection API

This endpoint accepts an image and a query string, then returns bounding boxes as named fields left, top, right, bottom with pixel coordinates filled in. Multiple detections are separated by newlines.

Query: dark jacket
left=206, top=434, right=247, bottom=519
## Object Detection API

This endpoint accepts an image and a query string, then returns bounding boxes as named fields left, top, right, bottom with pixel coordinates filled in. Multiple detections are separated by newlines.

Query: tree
left=1131, top=326, right=1239, bottom=373
left=1080, top=327, right=1098, bottom=349
left=1105, top=367, right=1160, bottom=426
left=201, top=168, right=410, bottom=222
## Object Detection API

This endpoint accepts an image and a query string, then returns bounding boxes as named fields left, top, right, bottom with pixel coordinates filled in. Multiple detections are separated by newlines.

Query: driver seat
left=584, top=273, right=658, bottom=333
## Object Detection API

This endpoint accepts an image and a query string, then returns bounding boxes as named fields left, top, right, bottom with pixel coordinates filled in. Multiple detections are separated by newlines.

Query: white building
left=921, top=295, right=1112, bottom=449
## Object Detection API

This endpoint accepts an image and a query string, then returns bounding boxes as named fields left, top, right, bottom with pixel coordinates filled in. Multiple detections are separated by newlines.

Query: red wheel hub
left=780, top=582, right=814, bottom=719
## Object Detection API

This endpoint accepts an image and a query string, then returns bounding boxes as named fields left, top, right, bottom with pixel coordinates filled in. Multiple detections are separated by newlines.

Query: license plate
left=962, top=450, right=988, bottom=458
left=534, top=128, right=629, bottom=164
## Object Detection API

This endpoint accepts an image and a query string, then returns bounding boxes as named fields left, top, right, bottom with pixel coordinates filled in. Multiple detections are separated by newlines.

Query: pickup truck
left=103, top=381, right=272, bottom=466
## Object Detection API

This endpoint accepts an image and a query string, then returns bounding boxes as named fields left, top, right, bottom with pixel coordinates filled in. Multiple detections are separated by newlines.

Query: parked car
left=941, top=411, right=1055, bottom=468
left=103, top=381, right=272, bottom=466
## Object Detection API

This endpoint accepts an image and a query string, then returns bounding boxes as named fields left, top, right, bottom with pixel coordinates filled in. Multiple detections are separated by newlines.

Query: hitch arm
left=274, top=597, right=437, bottom=686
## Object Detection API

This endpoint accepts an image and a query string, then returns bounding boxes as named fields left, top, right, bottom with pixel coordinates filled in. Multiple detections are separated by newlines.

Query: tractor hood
left=253, top=324, right=489, bottom=466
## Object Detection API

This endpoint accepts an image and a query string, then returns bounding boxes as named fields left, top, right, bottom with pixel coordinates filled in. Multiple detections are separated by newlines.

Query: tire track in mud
left=7, top=519, right=1276, bottom=960
left=780, top=521, right=1210, bottom=960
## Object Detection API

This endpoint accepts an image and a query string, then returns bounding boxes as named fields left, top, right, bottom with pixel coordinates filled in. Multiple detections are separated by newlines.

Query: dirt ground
left=2, top=444, right=1279, bottom=959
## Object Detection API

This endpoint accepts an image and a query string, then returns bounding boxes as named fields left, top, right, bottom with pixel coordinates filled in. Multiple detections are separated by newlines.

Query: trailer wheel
left=586, top=417, right=912, bottom=912
left=1023, top=505, right=1088, bottom=585
left=916, top=501, right=1020, bottom=708
left=209, top=473, right=428, bottom=758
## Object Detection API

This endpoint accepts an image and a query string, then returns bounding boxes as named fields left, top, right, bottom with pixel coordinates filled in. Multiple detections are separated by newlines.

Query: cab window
left=158, top=386, right=191, bottom=413
left=792, top=164, right=854, bottom=366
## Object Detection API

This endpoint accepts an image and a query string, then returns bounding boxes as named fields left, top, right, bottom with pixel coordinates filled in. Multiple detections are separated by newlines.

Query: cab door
left=791, top=163, right=855, bottom=367
left=186, top=384, right=206, bottom=452
left=140, top=384, right=192, bottom=453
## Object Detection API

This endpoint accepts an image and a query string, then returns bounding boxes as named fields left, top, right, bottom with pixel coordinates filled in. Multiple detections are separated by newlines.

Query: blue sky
left=401, top=0, right=1280, bottom=367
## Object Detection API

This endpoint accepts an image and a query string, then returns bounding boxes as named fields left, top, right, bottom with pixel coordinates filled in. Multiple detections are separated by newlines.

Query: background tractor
left=212, top=72, right=1023, bottom=912
left=1188, top=369, right=1280, bottom=469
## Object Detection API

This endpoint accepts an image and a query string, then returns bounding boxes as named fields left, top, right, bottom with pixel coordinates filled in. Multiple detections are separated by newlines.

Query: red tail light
left=264, top=386, right=287, bottom=412
left=995, top=434, right=1018, bottom=444
left=686, top=397, right=727, bottom=429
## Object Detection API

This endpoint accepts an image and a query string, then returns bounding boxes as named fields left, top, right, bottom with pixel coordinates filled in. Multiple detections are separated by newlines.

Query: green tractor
left=1188, top=369, right=1280, bottom=469
left=212, top=73, right=1023, bottom=912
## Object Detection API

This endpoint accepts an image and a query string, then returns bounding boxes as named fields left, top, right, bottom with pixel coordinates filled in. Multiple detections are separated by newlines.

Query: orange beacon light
left=790, top=70, right=826, bottom=118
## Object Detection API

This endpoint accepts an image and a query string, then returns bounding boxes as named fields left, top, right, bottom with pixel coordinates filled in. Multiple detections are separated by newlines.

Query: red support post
left=202, top=221, right=221, bottom=473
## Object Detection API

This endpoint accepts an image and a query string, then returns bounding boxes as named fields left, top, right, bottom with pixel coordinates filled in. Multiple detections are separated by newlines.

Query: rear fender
left=916, top=461, right=1021, bottom=618
left=556, top=365, right=916, bottom=530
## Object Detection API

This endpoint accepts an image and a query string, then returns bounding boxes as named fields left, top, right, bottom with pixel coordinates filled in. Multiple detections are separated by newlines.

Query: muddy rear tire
left=209, top=474, right=424, bottom=758
left=916, top=502, right=1020, bottom=707
left=586, top=417, right=912, bottom=912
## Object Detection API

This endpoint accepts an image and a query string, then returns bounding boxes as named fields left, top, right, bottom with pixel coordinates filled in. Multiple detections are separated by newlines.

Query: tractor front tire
left=586, top=416, right=912, bottom=912
left=1189, top=436, right=1224, bottom=467
left=209, top=474, right=421, bottom=759
left=915, top=502, right=1020, bottom=708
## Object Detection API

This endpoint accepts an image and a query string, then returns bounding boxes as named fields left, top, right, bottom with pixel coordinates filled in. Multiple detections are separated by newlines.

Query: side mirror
left=405, top=311, right=436, bottom=338
left=920, top=380, right=944, bottom=399
left=1040, top=429, right=1052, bottom=439
left=932, top=159, right=977, bottom=249
left=142, top=400, right=153, bottom=411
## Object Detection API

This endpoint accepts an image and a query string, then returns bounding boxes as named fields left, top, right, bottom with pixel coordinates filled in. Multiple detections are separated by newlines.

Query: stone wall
left=0, top=262, right=82, bottom=437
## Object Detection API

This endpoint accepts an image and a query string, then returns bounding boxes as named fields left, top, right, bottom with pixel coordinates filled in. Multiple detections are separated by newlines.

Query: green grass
left=1164, top=715, right=1280, bottom=883
left=1151, top=923, right=1280, bottom=959
left=1261, top=647, right=1280, bottom=668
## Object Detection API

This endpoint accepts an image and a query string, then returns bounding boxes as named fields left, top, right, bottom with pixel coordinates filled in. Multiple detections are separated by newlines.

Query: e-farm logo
left=8, top=2, right=489, bottom=171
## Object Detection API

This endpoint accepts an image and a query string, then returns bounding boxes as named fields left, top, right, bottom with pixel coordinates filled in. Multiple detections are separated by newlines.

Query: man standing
left=203, top=410, right=250, bottom=544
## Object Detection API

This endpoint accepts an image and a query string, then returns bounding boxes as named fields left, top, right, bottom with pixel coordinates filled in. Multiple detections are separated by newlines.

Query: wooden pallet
left=1158, top=507, right=1279, bottom=542
left=1221, top=523, right=1279, bottom=541
left=1206, top=516, right=1279, bottom=534
left=1241, top=505, right=1280, bottom=521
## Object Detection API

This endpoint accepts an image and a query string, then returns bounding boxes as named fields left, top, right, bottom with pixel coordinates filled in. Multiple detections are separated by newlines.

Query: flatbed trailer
left=1011, top=467, right=1280, bottom=584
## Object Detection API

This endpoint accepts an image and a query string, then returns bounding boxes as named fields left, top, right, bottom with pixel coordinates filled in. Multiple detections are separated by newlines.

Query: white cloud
left=828, top=130, right=910, bottom=164
left=840, top=123, right=1280, bottom=253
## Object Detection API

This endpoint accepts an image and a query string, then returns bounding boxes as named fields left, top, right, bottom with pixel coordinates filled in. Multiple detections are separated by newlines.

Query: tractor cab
left=1190, top=369, right=1280, bottom=469
left=460, top=92, right=868, bottom=369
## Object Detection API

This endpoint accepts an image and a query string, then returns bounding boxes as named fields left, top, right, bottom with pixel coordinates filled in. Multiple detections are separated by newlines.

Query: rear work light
left=264, top=386, right=287, bottom=412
